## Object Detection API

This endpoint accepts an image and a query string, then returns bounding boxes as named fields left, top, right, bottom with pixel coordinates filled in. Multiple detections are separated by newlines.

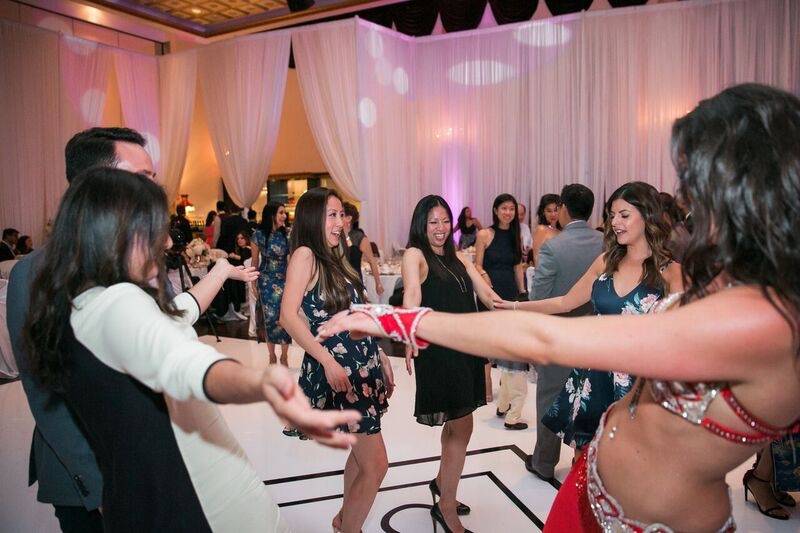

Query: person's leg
left=340, top=433, right=388, bottom=533
left=53, top=505, right=103, bottom=533
left=333, top=452, right=360, bottom=531
left=496, top=371, right=511, bottom=414
left=745, top=448, right=790, bottom=519
left=267, top=342, right=277, bottom=365
left=484, top=363, right=493, bottom=403
left=504, top=372, right=528, bottom=425
left=435, top=415, right=473, bottom=532
left=279, top=343, right=289, bottom=367
left=530, top=364, right=572, bottom=477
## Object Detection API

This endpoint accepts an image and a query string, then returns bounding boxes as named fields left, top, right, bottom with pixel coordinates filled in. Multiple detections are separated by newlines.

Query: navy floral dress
left=252, top=229, right=292, bottom=344
left=299, top=281, right=388, bottom=434
left=541, top=273, right=662, bottom=449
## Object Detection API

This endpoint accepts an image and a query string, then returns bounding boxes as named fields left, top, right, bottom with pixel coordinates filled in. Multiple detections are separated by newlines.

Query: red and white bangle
left=350, top=304, right=432, bottom=350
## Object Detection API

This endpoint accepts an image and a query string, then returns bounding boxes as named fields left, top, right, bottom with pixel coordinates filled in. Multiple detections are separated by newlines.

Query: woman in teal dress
left=252, top=201, right=292, bottom=366
left=498, top=181, right=683, bottom=458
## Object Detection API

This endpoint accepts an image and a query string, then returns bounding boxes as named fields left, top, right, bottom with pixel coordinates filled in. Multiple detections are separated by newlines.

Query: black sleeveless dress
left=414, top=254, right=487, bottom=426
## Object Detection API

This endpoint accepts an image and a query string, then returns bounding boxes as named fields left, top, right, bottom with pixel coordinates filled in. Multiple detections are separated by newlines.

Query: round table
left=363, top=272, right=401, bottom=305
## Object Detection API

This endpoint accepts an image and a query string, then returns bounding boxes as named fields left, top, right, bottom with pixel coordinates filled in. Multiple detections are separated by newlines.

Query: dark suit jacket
left=216, top=213, right=248, bottom=253
left=0, top=240, right=15, bottom=261
left=7, top=249, right=102, bottom=509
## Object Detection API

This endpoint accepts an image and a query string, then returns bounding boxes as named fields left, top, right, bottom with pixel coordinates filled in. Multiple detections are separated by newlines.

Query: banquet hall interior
left=1, top=0, right=799, bottom=531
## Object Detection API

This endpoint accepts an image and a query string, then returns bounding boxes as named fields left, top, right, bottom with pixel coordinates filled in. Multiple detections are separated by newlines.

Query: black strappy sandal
left=743, top=469, right=790, bottom=520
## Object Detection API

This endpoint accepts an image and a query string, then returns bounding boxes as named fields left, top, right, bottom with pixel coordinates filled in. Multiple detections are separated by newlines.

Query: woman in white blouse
left=24, top=168, right=360, bottom=532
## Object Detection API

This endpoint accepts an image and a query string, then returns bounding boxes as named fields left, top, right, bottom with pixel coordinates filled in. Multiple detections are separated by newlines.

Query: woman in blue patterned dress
left=280, top=187, right=395, bottom=533
left=252, top=201, right=292, bottom=366
left=499, top=182, right=683, bottom=458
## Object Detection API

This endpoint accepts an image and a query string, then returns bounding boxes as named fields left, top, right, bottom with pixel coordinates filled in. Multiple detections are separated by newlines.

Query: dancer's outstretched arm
left=318, top=286, right=790, bottom=384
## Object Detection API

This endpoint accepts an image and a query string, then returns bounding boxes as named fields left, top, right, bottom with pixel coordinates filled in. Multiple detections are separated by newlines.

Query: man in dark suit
left=526, top=183, right=603, bottom=481
left=216, top=205, right=248, bottom=253
left=1, top=227, right=19, bottom=261
left=7, top=127, right=155, bottom=532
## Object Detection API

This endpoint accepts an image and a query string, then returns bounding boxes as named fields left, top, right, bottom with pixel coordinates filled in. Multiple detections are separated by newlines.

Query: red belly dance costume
left=348, top=298, right=800, bottom=533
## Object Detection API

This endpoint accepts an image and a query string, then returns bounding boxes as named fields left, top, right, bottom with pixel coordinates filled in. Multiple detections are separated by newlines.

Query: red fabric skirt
left=543, top=453, right=601, bottom=533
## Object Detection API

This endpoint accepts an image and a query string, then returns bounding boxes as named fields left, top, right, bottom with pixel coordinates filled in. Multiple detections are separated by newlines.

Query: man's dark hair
left=64, top=127, right=146, bottom=183
left=2, top=228, right=19, bottom=240
left=248, top=209, right=256, bottom=220
left=216, top=201, right=226, bottom=212
left=176, top=204, right=186, bottom=216
left=560, top=184, right=594, bottom=221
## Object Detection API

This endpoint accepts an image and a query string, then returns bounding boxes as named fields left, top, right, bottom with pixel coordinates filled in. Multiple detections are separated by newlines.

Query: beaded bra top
left=641, top=293, right=800, bottom=445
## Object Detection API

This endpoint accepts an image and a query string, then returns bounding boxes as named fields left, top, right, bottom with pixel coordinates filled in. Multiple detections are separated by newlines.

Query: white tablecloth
left=363, top=273, right=401, bottom=305
left=0, top=279, right=17, bottom=378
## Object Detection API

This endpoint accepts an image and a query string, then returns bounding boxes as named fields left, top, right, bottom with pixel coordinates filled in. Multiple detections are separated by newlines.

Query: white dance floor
left=0, top=336, right=797, bottom=532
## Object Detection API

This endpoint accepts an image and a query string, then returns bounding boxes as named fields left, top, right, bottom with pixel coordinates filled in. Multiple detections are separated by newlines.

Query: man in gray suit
left=7, top=127, right=155, bottom=532
left=525, top=183, right=603, bottom=481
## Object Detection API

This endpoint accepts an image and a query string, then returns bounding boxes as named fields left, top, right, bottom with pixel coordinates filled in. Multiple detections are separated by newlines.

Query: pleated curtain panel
left=2, top=0, right=799, bottom=249
left=197, top=32, right=291, bottom=209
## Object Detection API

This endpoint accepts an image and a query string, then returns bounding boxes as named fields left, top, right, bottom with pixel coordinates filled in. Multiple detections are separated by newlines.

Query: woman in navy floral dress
left=498, top=182, right=683, bottom=457
left=252, top=201, right=292, bottom=366
left=540, top=273, right=662, bottom=449
left=280, top=187, right=394, bottom=533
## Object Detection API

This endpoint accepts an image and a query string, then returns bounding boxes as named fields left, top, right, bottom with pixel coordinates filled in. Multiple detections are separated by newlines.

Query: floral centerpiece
left=184, top=238, right=228, bottom=267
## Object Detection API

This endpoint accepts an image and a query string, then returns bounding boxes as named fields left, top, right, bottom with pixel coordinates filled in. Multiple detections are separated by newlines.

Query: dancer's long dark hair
left=290, top=187, right=364, bottom=313
left=671, top=83, right=800, bottom=347
left=408, top=195, right=467, bottom=281
left=260, top=200, right=287, bottom=241
left=456, top=206, right=471, bottom=233
left=490, top=193, right=522, bottom=264
left=24, top=168, right=179, bottom=392
left=602, top=182, right=671, bottom=293
left=536, top=194, right=561, bottom=227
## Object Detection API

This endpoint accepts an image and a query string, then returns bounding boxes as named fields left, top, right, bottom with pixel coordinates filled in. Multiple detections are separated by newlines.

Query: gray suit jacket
left=7, top=249, right=102, bottom=509
left=532, top=220, right=603, bottom=314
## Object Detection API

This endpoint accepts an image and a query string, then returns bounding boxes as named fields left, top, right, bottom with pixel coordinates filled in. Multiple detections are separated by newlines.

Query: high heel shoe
left=429, top=479, right=471, bottom=515
left=743, top=469, right=790, bottom=520
left=431, top=502, right=473, bottom=533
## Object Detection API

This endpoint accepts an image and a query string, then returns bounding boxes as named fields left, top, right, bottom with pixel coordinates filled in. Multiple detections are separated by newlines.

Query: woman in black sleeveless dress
left=402, top=195, right=500, bottom=533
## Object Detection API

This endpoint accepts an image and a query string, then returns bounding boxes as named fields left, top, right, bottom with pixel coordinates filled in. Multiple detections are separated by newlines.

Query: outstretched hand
left=261, top=365, right=360, bottom=449
left=493, top=299, right=517, bottom=310
left=210, top=258, right=259, bottom=283
left=316, top=310, right=383, bottom=342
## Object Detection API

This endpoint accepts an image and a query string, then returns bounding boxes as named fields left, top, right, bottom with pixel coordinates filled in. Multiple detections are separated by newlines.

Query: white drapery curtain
left=113, top=50, right=161, bottom=176
left=158, top=50, right=198, bottom=203
left=57, top=34, right=112, bottom=217
left=355, top=23, right=417, bottom=252
left=198, top=32, right=291, bottom=208
left=0, top=21, right=62, bottom=243
left=293, top=21, right=364, bottom=202
left=294, top=0, right=799, bottom=250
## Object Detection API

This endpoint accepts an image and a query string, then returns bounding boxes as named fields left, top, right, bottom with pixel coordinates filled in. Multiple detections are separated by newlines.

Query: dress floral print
left=299, top=281, right=388, bottom=434
left=253, top=229, right=292, bottom=344
left=542, top=273, right=662, bottom=449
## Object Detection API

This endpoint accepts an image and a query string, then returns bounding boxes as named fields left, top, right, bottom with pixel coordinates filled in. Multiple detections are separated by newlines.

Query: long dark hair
left=24, top=168, right=179, bottom=392
left=260, top=200, right=287, bottom=241
left=602, top=182, right=671, bottom=293
left=672, top=83, right=800, bottom=346
left=205, top=210, right=216, bottom=227
left=290, top=187, right=363, bottom=313
left=491, top=193, right=522, bottom=264
left=408, top=195, right=467, bottom=281
left=536, top=194, right=561, bottom=227
left=456, top=206, right=471, bottom=233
